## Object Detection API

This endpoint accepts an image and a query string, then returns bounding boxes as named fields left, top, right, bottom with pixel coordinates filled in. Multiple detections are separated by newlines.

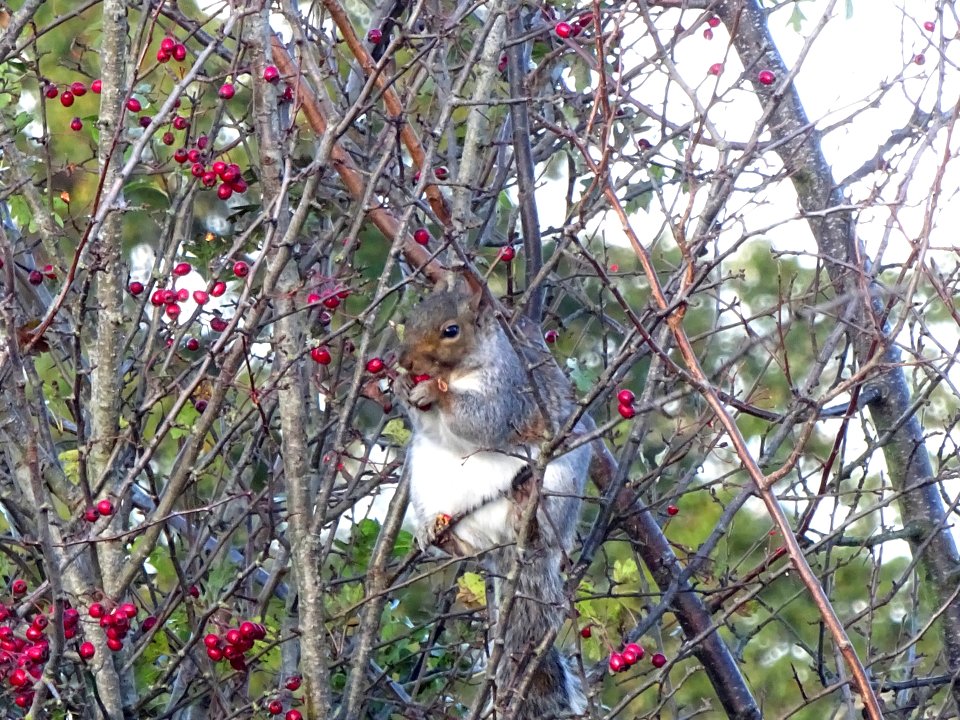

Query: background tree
left=0, top=0, right=957, bottom=718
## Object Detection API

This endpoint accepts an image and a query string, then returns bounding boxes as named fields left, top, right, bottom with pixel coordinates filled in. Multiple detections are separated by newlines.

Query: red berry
left=185, top=337, right=200, bottom=351
left=413, top=227, right=430, bottom=245
left=9, top=668, right=27, bottom=686
left=160, top=37, right=176, bottom=53
left=173, top=148, right=189, bottom=164
left=157, top=49, right=171, bottom=63
left=238, top=621, right=257, bottom=639
left=666, top=504, right=679, bottom=516
left=28, top=270, right=43, bottom=285
left=210, top=281, right=227, bottom=297
left=165, top=303, right=181, bottom=319
left=206, top=646, right=223, bottom=661
left=544, top=329, right=559, bottom=344
left=89, top=603, right=104, bottom=619
left=203, top=633, right=221, bottom=648
left=190, top=162, right=205, bottom=178
left=264, top=65, right=280, bottom=83
left=162, top=289, right=177, bottom=304
left=622, top=648, right=638, bottom=665
left=172, top=116, right=188, bottom=131
left=708, top=62, right=723, bottom=76
left=229, top=656, right=246, bottom=671
left=651, top=652, right=667, bottom=668
left=139, top=116, right=153, bottom=129
left=322, top=295, right=340, bottom=309
left=924, top=20, right=936, bottom=32
left=268, top=700, right=283, bottom=715
left=186, top=149, right=201, bottom=164
left=555, top=21, right=573, bottom=38
left=142, top=616, right=157, bottom=631
left=126, top=97, right=142, bottom=112
left=757, top=69, right=776, bottom=86
left=608, top=652, right=625, bottom=672
left=617, top=403, right=636, bottom=419
left=367, top=28, right=383, bottom=43
left=307, top=293, right=321, bottom=305
left=577, top=12, right=593, bottom=27
left=914, top=53, right=925, bottom=65
left=70, top=81, right=86, bottom=97
left=498, top=54, right=508, bottom=73
left=624, top=642, right=643, bottom=660
left=210, top=317, right=228, bottom=332
left=12, top=579, right=27, bottom=595
left=707, top=16, right=721, bottom=27
left=60, top=90, right=74, bottom=107
left=285, top=711, right=302, bottom=720
left=232, top=260, right=249, bottom=277
left=125, top=281, right=144, bottom=298
left=580, top=625, right=591, bottom=638
left=172, top=44, right=187, bottom=62
left=366, top=357, right=385, bottom=374
left=217, top=184, right=233, bottom=200
left=119, top=603, right=137, bottom=619
left=218, top=83, right=235, bottom=99
left=78, top=641, right=95, bottom=659
left=434, top=166, right=448, bottom=179
left=173, top=261, right=192, bottom=276
left=212, top=161, right=227, bottom=177
left=97, top=498, right=114, bottom=516
left=498, top=246, right=516, bottom=262
left=188, top=585, right=200, bottom=598
left=44, top=84, right=58, bottom=99
left=230, top=178, right=247, bottom=194
left=311, top=346, right=331, bottom=364
left=285, top=675, right=302, bottom=690
left=106, top=638, right=123, bottom=652
left=31, top=615, right=47, bottom=631
left=192, top=290, right=209, bottom=305
left=703, top=28, right=713, bottom=40
left=617, top=389, right=635, bottom=405
left=83, top=507, right=99, bottom=522
left=201, top=171, right=218, bottom=188
left=91, top=79, right=102, bottom=94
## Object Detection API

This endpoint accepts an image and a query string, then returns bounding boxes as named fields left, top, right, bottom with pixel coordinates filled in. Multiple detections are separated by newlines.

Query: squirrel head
left=398, top=279, right=486, bottom=377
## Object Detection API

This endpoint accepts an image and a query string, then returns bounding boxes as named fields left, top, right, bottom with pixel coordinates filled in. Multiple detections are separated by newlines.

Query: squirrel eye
left=442, top=323, right=460, bottom=339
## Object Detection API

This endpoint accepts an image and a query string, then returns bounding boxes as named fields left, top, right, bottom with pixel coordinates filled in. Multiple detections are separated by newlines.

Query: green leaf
left=612, top=557, right=640, bottom=586
left=788, top=4, right=806, bottom=31
left=382, top=418, right=411, bottom=446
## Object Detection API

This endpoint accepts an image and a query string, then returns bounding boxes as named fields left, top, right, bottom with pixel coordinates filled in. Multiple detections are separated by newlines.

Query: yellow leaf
left=456, top=572, right=487, bottom=609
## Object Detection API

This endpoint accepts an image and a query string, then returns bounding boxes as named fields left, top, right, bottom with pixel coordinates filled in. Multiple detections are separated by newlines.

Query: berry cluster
left=202, top=620, right=267, bottom=671
left=616, top=388, right=636, bottom=419
left=90, top=601, right=139, bottom=652
left=179, top=156, right=248, bottom=201
left=608, top=643, right=665, bottom=673
left=82, top=498, right=114, bottom=523
left=0, top=587, right=119, bottom=708
left=266, top=675, right=303, bottom=718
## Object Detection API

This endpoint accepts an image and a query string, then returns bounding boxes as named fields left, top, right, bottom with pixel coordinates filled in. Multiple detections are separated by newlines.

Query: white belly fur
left=408, top=431, right=586, bottom=552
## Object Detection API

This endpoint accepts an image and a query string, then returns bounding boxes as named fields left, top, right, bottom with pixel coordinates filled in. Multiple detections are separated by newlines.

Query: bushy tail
left=492, top=546, right=585, bottom=719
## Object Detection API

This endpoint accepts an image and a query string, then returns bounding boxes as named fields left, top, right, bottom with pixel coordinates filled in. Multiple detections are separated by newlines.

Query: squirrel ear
left=437, top=271, right=485, bottom=313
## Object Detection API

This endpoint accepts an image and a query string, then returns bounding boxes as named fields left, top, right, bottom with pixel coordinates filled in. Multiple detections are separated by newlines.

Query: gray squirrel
left=395, top=278, right=591, bottom=719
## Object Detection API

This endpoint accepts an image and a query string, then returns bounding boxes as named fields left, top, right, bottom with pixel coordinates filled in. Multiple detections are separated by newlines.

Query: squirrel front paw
left=416, top=513, right=453, bottom=551
left=407, top=376, right=440, bottom=410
